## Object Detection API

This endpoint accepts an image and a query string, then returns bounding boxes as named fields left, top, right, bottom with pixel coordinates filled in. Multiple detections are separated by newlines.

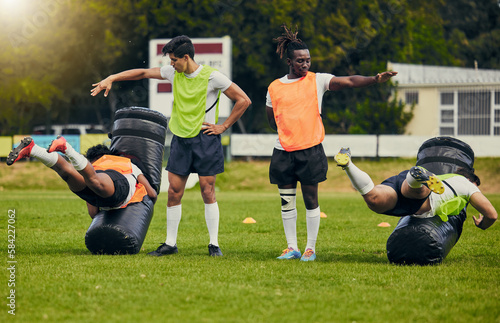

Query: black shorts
left=269, top=144, right=328, bottom=186
left=73, top=169, right=130, bottom=208
left=380, top=170, right=427, bottom=217
left=166, top=132, right=224, bottom=176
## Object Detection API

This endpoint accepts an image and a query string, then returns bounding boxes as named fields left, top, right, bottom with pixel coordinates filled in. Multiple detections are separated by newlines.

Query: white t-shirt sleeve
left=456, top=176, right=481, bottom=198
left=131, top=163, right=143, bottom=178
left=209, top=70, right=232, bottom=92
left=266, top=91, right=272, bottom=107
left=316, top=73, right=334, bottom=92
left=160, top=65, right=175, bottom=81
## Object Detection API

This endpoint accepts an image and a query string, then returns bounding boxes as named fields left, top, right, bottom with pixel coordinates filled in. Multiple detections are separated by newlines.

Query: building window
left=441, top=110, right=454, bottom=123
left=457, top=90, right=491, bottom=135
left=439, top=88, right=500, bottom=137
left=441, top=92, right=454, bottom=105
left=440, top=127, right=454, bottom=136
left=405, top=91, right=419, bottom=104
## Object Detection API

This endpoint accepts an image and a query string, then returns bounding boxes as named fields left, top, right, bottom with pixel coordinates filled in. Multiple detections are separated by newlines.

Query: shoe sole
left=410, top=167, right=445, bottom=194
left=300, top=256, right=316, bottom=262
left=334, top=153, right=350, bottom=169
left=6, top=137, right=33, bottom=166
left=277, top=252, right=301, bottom=260
left=425, top=176, right=445, bottom=194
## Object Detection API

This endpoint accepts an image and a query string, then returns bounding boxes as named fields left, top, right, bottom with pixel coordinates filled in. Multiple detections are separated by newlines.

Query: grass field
left=1, top=159, right=499, bottom=322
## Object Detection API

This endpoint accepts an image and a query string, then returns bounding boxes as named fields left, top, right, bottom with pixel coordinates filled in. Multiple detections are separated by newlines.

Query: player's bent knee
left=167, top=188, right=184, bottom=203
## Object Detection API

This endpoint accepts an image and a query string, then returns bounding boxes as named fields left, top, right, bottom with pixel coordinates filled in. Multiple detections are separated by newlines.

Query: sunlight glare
left=1, top=0, right=26, bottom=12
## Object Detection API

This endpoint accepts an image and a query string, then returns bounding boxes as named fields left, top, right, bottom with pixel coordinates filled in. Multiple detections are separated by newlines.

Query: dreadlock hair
left=162, top=35, right=195, bottom=59
left=85, top=144, right=118, bottom=163
left=274, top=24, right=308, bottom=59
left=456, top=167, right=481, bottom=186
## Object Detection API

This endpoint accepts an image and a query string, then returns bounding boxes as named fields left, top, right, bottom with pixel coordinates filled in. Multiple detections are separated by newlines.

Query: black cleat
left=147, top=243, right=178, bottom=256
left=208, top=244, right=223, bottom=257
left=409, top=166, right=445, bottom=194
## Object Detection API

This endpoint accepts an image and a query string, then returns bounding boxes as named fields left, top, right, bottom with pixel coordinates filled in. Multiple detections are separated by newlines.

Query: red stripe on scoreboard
left=156, top=43, right=223, bottom=56
left=157, top=83, right=172, bottom=93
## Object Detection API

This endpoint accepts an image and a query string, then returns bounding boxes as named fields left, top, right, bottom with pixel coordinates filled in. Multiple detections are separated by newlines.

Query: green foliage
left=347, top=89, right=414, bottom=135
left=0, top=0, right=498, bottom=135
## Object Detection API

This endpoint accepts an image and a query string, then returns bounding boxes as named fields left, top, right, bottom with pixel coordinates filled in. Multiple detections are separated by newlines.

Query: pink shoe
left=7, top=137, right=34, bottom=165
left=47, top=135, right=67, bottom=153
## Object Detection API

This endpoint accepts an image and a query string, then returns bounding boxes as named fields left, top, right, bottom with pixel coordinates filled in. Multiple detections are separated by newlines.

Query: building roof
left=387, top=62, right=500, bottom=86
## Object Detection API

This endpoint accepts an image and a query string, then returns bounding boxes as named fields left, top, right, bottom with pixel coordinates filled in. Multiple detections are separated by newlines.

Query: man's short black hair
left=456, top=167, right=481, bottom=186
left=162, top=35, right=195, bottom=59
left=85, top=144, right=113, bottom=163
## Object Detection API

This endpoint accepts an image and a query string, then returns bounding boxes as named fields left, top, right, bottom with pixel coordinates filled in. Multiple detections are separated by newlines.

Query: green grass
left=1, top=188, right=499, bottom=323
left=0, top=159, right=499, bottom=322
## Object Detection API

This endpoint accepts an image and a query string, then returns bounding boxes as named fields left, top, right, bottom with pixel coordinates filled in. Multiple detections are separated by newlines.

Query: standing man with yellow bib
left=266, top=25, right=397, bottom=261
left=91, top=35, right=251, bottom=257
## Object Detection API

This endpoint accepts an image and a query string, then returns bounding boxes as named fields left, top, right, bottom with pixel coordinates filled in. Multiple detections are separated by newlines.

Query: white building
left=388, top=62, right=500, bottom=137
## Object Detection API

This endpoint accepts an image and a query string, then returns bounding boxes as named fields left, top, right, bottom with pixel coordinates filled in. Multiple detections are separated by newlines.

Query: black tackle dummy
left=386, top=137, right=474, bottom=265
left=85, top=107, right=167, bottom=254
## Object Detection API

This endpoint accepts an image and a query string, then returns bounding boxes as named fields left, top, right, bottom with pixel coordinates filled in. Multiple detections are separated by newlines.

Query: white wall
left=230, top=134, right=500, bottom=157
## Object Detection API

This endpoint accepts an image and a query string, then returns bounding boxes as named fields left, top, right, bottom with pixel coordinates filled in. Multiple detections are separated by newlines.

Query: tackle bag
left=85, top=107, right=167, bottom=254
left=386, top=136, right=474, bottom=265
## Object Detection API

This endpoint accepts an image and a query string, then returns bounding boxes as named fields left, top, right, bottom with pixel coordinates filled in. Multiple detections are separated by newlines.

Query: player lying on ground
left=334, top=148, right=497, bottom=229
left=7, top=136, right=157, bottom=218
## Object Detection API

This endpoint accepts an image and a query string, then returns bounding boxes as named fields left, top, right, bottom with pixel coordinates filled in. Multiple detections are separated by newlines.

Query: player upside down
left=7, top=136, right=157, bottom=218
left=334, top=147, right=497, bottom=230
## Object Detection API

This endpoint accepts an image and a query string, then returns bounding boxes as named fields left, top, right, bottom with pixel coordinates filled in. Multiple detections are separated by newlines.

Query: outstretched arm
left=469, top=192, right=497, bottom=230
left=202, top=82, right=252, bottom=135
left=137, top=174, right=158, bottom=204
left=91, top=67, right=163, bottom=97
left=329, top=71, right=398, bottom=91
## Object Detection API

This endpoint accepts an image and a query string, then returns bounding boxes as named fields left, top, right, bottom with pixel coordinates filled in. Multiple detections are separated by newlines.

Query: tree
left=1, top=0, right=498, bottom=136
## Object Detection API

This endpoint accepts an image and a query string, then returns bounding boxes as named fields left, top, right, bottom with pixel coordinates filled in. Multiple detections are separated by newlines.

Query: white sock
left=64, top=142, right=88, bottom=171
left=406, top=170, right=423, bottom=188
left=165, top=204, right=181, bottom=246
left=205, top=202, right=219, bottom=246
left=282, top=209, right=298, bottom=251
left=305, top=207, right=321, bottom=251
left=345, top=161, right=375, bottom=195
left=30, top=144, right=58, bottom=167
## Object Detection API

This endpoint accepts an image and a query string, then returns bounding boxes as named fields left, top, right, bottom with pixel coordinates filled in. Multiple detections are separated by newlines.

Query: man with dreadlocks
left=266, top=25, right=397, bottom=261
left=91, top=35, right=251, bottom=257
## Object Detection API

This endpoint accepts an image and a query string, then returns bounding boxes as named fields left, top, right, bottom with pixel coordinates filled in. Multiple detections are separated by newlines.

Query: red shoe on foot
left=6, top=137, right=34, bottom=166
left=47, top=135, right=67, bottom=153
